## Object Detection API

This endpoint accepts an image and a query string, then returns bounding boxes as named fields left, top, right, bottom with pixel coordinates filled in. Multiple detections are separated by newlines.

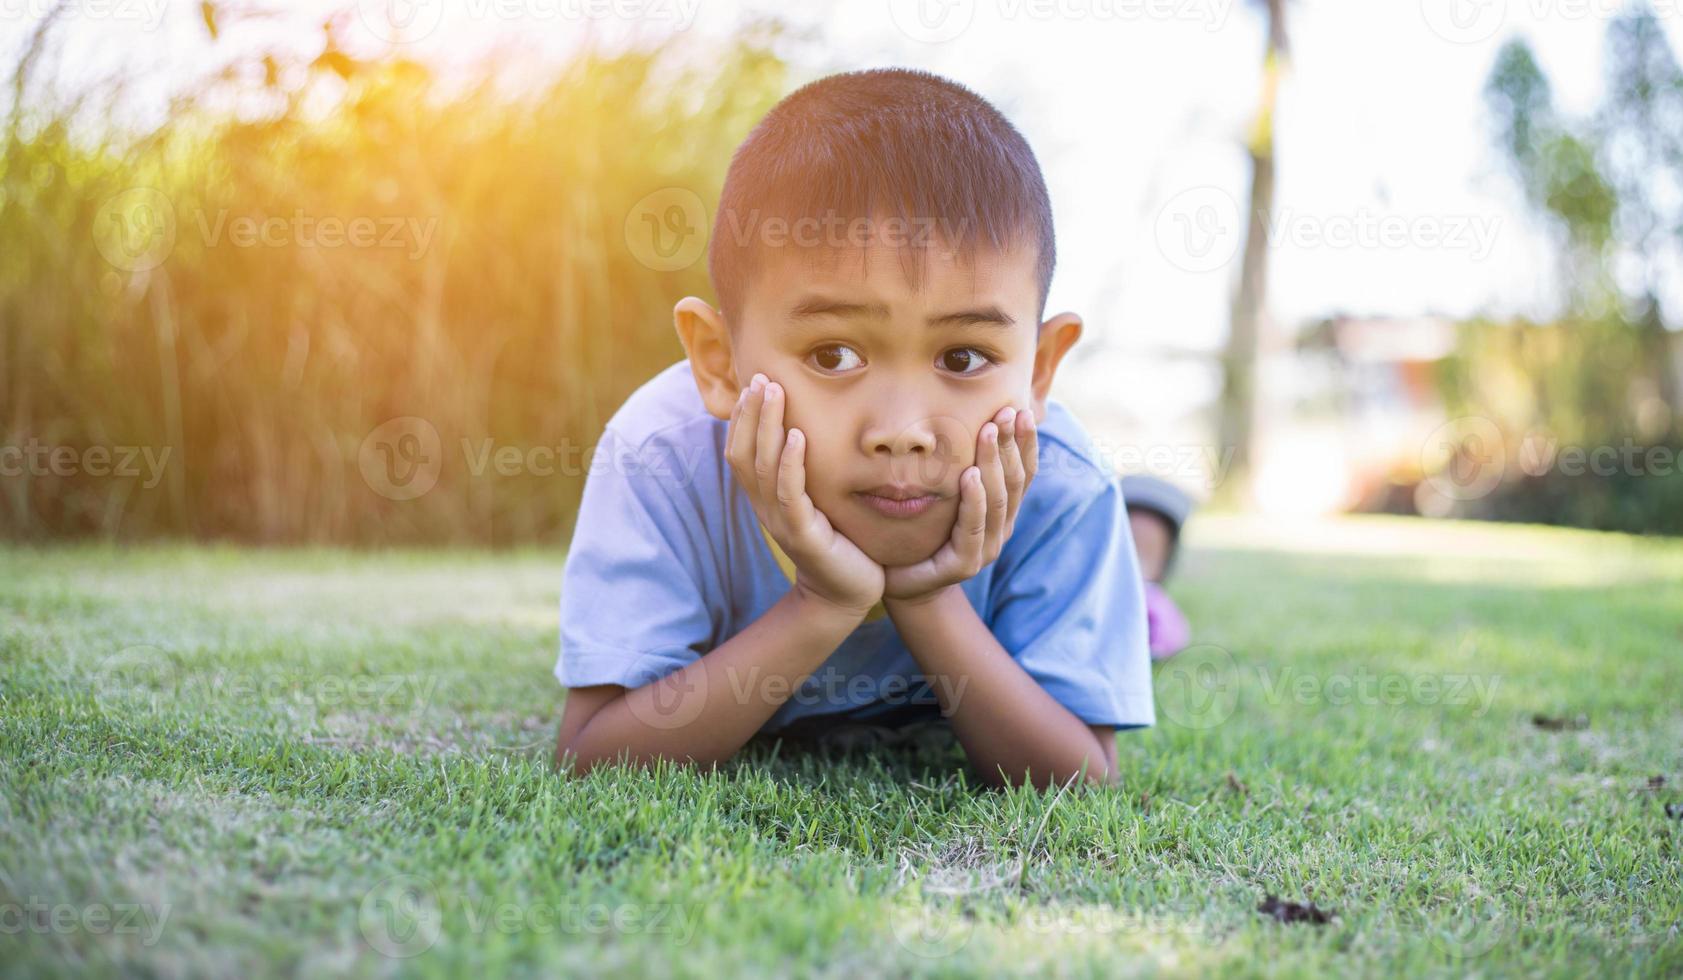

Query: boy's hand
left=728, top=373, right=885, bottom=618
left=884, top=405, right=1037, bottom=605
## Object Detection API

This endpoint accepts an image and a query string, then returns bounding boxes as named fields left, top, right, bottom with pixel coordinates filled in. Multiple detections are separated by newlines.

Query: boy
left=553, top=68, right=1154, bottom=788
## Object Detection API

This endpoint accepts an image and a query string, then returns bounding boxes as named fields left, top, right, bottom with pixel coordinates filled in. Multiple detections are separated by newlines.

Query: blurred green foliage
left=1, top=15, right=786, bottom=544
left=1451, top=4, right=1683, bottom=535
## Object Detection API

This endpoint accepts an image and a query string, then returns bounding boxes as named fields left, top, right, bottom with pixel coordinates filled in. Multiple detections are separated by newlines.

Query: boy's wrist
left=789, top=581, right=874, bottom=627
left=884, top=584, right=964, bottom=616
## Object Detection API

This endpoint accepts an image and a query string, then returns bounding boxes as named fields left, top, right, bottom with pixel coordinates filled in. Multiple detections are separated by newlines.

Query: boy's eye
left=809, top=343, right=864, bottom=373
left=939, top=347, right=993, bottom=375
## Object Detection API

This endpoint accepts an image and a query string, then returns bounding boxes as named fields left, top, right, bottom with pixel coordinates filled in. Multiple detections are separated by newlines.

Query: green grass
left=2, top=515, right=1681, bottom=978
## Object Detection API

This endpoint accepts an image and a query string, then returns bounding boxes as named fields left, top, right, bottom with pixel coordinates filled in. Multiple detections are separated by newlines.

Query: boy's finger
left=730, top=383, right=761, bottom=472
left=1019, top=407, right=1039, bottom=487
left=956, top=466, right=987, bottom=567
left=997, top=409, right=1025, bottom=524
left=754, top=382, right=787, bottom=500
left=979, top=422, right=1007, bottom=545
left=777, top=427, right=816, bottom=531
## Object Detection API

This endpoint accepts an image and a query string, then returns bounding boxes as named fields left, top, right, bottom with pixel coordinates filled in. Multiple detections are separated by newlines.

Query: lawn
left=2, top=515, right=1680, bottom=977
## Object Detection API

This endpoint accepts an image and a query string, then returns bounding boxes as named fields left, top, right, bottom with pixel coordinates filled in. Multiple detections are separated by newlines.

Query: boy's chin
left=831, top=507, right=956, bottom=569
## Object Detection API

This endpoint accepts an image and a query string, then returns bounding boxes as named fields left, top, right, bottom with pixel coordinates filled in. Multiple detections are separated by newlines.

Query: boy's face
left=727, top=237, right=1042, bottom=567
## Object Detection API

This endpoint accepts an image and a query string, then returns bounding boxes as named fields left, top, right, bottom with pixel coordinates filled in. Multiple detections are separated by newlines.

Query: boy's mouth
left=853, top=483, right=942, bottom=519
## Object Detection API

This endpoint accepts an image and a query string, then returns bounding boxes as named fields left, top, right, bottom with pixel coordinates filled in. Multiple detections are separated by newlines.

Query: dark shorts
left=750, top=703, right=955, bottom=754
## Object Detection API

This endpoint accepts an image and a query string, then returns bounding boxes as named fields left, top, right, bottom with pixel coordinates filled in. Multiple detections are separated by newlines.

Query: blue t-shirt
left=555, top=359, right=1155, bottom=732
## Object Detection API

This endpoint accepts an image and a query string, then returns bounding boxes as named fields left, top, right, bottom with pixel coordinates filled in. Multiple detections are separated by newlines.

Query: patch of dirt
left=1257, top=895, right=1334, bottom=925
left=1531, top=713, right=1589, bottom=731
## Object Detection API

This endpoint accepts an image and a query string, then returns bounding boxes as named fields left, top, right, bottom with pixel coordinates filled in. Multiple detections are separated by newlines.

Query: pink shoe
left=1144, top=581, right=1190, bottom=659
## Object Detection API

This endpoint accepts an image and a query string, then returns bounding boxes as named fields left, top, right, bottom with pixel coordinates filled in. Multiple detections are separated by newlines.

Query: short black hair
left=707, top=68, right=1056, bottom=325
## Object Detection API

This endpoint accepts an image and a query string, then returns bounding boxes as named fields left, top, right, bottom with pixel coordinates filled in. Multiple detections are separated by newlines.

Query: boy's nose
left=862, top=412, right=970, bottom=485
left=866, top=418, right=939, bottom=457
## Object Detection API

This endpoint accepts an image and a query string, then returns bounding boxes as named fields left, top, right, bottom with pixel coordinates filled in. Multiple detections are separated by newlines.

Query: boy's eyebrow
left=787, top=296, right=1016, bottom=329
left=927, top=305, right=1017, bottom=329
left=787, top=296, right=890, bottom=321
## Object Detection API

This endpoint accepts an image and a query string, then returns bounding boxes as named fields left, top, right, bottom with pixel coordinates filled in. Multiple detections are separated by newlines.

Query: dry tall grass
left=2, top=14, right=785, bottom=544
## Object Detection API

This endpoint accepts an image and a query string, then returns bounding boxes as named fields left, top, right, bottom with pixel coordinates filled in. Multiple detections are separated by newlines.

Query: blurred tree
left=1601, top=7, right=1683, bottom=425
left=1441, top=3, right=1683, bottom=535
left=1483, top=6, right=1679, bottom=440
left=1218, top=0, right=1287, bottom=498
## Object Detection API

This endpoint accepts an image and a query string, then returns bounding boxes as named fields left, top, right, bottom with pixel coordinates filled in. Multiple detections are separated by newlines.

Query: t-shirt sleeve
left=986, top=472, right=1156, bottom=728
left=555, top=424, right=720, bottom=690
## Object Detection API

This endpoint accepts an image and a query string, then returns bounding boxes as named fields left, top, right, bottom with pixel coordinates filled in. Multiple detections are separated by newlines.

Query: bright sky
left=9, top=0, right=1680, bottom=440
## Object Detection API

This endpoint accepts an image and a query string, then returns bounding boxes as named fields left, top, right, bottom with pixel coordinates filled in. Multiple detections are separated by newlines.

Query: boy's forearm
left=886, top=588, right=1116, bottom=788
left=560, top=588, right=864, bottom=772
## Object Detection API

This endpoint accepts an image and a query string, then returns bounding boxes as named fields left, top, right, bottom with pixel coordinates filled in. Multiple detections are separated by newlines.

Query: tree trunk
left=1218, top=0, right=1287, bottom=497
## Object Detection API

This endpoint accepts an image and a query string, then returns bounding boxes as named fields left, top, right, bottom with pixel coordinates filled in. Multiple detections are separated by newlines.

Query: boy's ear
left=673, top=296, right=739, bottom=421
left=1029, top=312, right=1083, bottom=421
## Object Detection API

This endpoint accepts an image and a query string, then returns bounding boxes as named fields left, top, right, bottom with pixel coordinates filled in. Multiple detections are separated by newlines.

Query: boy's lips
left=853, top=484, right=942, bottom=519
